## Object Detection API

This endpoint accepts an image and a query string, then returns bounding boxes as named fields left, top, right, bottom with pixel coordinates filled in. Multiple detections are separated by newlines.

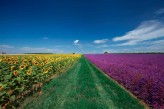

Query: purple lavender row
left=85, top=54, right=164, bottom=109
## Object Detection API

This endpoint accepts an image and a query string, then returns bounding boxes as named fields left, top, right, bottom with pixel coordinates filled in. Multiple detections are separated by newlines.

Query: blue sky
left=0, top=0, right=164, bottom=53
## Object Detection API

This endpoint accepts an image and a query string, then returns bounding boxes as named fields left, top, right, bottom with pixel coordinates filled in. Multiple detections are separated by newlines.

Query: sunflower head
left=23, top=60, right=28, bottom=63
left=10, top=66, right=15, bottom=70
left=20, top=65, right=26, bottom=70
left=7, top=58, right=11, bottom=61
left=41, top=63, right=44, bottom=66
left=26, top=70, right=32, bottom=75
left=13, top=61, right=18, bottom=64
left=0, top=84, right=4, bottom=91
left=45, top=61, right=48, bottom=64
left=13, top=70, right=18, bottom=76
left=8, top=62, right=13, bottom=64
left=43, top=70, right=49, bottom=74
left=33, top=61, right=39, bottom=66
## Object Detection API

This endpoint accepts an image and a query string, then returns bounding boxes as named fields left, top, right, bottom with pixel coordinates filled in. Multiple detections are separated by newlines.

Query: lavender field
left=85, top=54, right=164, bottom=109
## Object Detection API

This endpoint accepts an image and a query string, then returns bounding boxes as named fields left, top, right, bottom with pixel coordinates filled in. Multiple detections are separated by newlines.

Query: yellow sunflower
left=26, top=70, right=32, bottom=75
left=7, top=58, right=11, bottom=61
left=41, top=63, right=44, bottom=66
left=13, top=61, right=18, bottom=64
left=10, top=66, right=15, bottom=70
left=8, top=62, right=13, bottom=64
left=33, top=61, right=39, bottom=66
left=20, top=65, right=26, bottom=70
left=43, top=70, right=49, bottom=74
left=23, top=60, right=27, bottom=63
left=0, top=84, right=3, bottom=91
left=13, top=70, right=18, bottom=76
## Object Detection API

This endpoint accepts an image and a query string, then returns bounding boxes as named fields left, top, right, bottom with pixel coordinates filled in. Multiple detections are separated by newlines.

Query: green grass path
left=21, top=56, right=146, bottom=109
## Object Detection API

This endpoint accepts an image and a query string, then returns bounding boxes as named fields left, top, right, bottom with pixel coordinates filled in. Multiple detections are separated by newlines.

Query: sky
left=0, top=0, right=164, bottom=54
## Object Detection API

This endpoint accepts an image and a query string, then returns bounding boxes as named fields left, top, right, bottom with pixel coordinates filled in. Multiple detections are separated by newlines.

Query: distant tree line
left=108, top=52, right=164, bottom=54
left=0, top=52, right=6, bottom=54
left=24, top=53, right=53, bottom=54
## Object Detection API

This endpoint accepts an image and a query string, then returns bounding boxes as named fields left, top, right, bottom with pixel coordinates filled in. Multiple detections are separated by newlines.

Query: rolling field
left=85, top=54, right=164, bottom=109
left=21, top=55, right=146, bottom=109
left=0, top=54, right=81, bottom=108
left=1, top=54, right=163, bottom=109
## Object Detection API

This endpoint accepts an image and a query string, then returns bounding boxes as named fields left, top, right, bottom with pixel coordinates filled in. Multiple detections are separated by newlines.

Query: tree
left=104, top=51, right=108, bottom=54
left=0, top=52, right=6, bottom=54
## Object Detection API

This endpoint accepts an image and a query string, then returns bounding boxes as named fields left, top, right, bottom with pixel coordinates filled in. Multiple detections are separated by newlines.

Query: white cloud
left=0, top=45, right=15, bottom=54
left=96, top=44, right=109, bottom=48
left=112, top=39, right=164, bottom=53
left=55, top=45, right=64, bottom=47
left=43, top=37, right=48, bottom=40
left=54, top=45, right=71, bottom=48
left=155, top=8, right=164, bottom=15
left=93, top=39, right=109, bottom=44
left=86, top=44, right=94, bottom=47
left=113, top=20, right=164, bottom=46
left=20, top=47, right=63, bottom=53
left=134, top=45, right=164, bottom=52
left=0, top=45, right=14, bottom=48
left=74, top=40, right=80, bottom=45
left=150, top=39, right=164, bottom=51
left=152, top=39, right=164, bottom=45
left=86, top=44, right=110, bottom=48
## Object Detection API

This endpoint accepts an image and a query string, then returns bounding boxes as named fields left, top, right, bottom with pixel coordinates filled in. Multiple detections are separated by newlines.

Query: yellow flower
left=0, top=84, right=4, bottom=91
left=20, top=65, right=26, bottom=70
left=34, top=62, right=39, bottom=65
left=8, top=62, right=13, bottom=64
left=13, top=70, right=18, bottom=76
left=43, top=70, right=49, bottom=74
left=26, top=70, right=32, bottom=75
left=41, top=63, right=44, bottom=66
left=22, top=60, right=28, bottom=63
left=29, top=66, right=32, bottom=69
left=13, top=61, right=18, bottom=64
left=10, top=66, right=15, bottom=70
left=7, top=58, right=11, bottom=61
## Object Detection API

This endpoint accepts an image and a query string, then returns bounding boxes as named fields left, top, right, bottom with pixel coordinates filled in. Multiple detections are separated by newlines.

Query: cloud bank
left=93, top=39, right=109, bottom=44
left=113, top=20, right=164, bottom=46
left=0, top=45, right=14, bottom=49
left=20, top=47, right=63, bottom=53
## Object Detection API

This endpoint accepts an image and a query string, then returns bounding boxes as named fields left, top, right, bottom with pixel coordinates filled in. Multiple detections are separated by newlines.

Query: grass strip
left=21, top=55, right=146, bottom=109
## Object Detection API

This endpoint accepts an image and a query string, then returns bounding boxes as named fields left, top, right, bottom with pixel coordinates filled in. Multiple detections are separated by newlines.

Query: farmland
left=85, top=54, right=164, bottom=109
left=1, top=53, right=163, bottom=109
left=21, top=55, right=146, bottom=109
left=0, top=54, right=81, bottom=108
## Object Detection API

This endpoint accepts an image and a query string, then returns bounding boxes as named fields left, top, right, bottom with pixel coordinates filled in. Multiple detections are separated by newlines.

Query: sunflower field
left=0, top=54, right=81, bottom=108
